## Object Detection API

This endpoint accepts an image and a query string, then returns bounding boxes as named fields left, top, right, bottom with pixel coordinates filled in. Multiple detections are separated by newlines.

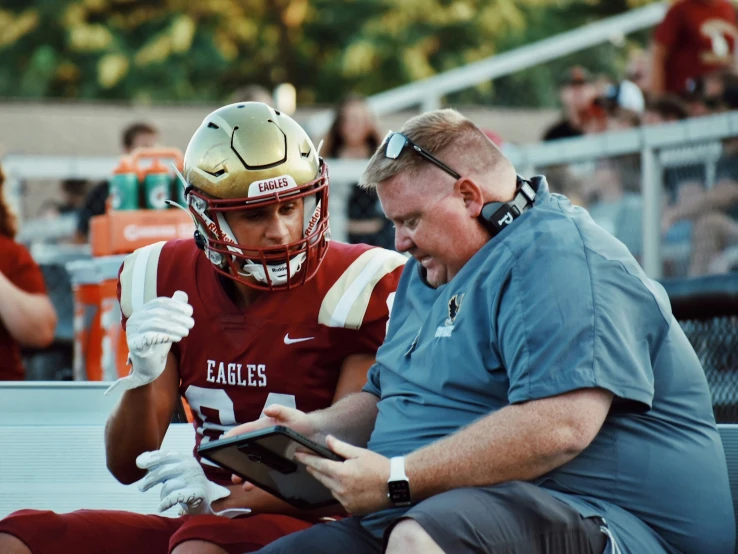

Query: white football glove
left=136, top=451, right=251, bottom=518
left=105, top=290, right=194, bottom=395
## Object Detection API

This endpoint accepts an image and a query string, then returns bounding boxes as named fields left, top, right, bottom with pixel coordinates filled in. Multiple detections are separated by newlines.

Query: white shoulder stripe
left=329, top=253, right=393, bottom=327
left=120, top=241, right=166, bottom=318
left=319, top=248, right=406, bottom=329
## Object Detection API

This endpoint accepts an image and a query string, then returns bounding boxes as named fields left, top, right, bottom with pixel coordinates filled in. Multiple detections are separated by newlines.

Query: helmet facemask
left=184, top=162, right=330, bottom=291
left=181, top=102, right=331, bottom=291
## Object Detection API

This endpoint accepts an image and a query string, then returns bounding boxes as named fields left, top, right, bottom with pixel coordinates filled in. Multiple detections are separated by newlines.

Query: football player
left=0, top=103, right=406, bottom=554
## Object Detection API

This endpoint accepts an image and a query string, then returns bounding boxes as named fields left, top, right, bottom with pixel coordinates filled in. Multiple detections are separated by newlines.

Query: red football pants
left=0, top=509, right=313, bottom=554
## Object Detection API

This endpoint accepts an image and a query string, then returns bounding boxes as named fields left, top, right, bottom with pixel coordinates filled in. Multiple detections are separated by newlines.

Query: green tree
left=474, top=0, right=656, bottom=107
left=0, top=0, right=661, bottom=105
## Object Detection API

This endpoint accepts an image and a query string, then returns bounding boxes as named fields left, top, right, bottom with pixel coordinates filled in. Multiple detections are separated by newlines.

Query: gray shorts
left=251, top=481, right=607, bottom=554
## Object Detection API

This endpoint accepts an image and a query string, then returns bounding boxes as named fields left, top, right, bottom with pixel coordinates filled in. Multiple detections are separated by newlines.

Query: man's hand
left=136, top=451, right=249, bottom=517
left=106, top=291, right=194, bottom=395
left=296, top=435, right=392, bottom=515
left=226, top=404, right=319, bottom=489
left=225, top=405, right=317, bottom=442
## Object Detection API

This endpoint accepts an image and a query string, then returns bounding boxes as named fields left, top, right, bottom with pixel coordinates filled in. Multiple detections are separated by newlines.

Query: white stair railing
left=306, top=2, right=667, bottom=136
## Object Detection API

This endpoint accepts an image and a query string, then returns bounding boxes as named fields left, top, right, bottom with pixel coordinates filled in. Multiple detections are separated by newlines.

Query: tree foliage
left=0, top=0, right=660, bottom=106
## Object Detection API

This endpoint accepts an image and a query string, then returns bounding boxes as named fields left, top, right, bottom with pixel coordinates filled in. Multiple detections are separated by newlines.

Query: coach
left=232, top=108, right=734, bottom=554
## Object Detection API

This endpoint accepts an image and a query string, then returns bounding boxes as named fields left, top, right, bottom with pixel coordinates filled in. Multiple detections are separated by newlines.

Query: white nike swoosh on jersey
left=284, top=334, right=315, bottom=345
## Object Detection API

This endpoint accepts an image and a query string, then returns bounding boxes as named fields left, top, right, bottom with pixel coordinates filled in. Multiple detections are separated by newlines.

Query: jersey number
left=184, top=385, right=296, bottom=466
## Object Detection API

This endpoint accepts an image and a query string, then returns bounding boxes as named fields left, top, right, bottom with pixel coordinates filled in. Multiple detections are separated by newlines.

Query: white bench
left=0, top=382, right=194, bottom=518
left=0, top=424, right=195, bottom=517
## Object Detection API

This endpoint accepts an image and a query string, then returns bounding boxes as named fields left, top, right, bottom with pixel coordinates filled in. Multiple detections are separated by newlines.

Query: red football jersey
left=118, top=239, right=405, bottom=482
left=654, top=0, right=737, bottom=93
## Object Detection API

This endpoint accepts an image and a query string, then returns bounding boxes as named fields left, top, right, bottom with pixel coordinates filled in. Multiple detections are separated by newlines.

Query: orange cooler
left=66, top=260, right=102, bottom=381
left=96, top=255, right=129, bottom=380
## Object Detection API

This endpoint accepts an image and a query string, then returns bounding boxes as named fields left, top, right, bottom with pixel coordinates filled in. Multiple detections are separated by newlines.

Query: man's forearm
left=650, top=65, right=665, bottom=96
left=0, top=273, right=56, bottom=348
left=674, top=185, right=738, bottom=221
left=105, top=385, right=169, bottom=483
left=650, top=45, right=666, bottom=96
left=309, top=391, right=379, bottom=447
left=105, top=359, right=179, bottom=484
left=405, top=391, right=610, bottom=501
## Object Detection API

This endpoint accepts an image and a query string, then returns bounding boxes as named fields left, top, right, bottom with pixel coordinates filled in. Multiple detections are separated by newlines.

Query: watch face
left=388, top=480, right=412, bottom=506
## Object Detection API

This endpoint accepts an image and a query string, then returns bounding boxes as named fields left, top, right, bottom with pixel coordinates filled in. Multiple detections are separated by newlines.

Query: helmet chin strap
left=238, top=253, right=307, bottom=285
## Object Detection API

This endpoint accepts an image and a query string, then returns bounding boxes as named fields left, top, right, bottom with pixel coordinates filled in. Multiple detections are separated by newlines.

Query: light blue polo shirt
left=360, top=177, right=734, bottom=554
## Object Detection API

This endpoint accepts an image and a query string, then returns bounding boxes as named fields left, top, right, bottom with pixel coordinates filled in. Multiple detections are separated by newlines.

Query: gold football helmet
left=180, top=102, right=329, bottom=291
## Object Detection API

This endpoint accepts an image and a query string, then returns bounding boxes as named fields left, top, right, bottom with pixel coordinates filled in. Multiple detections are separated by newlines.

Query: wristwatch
left=387, top=456, right=412, bottom=507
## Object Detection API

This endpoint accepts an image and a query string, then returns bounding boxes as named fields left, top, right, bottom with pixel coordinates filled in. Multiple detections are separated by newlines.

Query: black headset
left=417, top=176, right=537, bottom=286
left=478, top=176, right=536, bottom=238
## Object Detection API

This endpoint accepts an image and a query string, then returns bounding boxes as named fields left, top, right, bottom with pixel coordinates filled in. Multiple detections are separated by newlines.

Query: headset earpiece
left=478, top=176, right=536, bottom=238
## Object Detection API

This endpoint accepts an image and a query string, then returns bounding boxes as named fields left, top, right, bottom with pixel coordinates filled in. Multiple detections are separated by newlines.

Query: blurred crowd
left=540, top=0, right=738, bottom=278
left=35, top=0, right=737, bottom=277
left=543, top=0, right=738, bottom=141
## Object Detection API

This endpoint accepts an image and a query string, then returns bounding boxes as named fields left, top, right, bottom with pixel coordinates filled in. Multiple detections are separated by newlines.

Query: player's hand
left=136, top=451, right=250, bottom=518
left=295, top=435, right=393, bottom=515
left=105, top=291, right=194, bottom=395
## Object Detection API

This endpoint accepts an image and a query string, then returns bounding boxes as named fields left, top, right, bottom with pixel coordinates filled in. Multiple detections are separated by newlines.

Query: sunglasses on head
left=382, top=131, right=461, bottom=180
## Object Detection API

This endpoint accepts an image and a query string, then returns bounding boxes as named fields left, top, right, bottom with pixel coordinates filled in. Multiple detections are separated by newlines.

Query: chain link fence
left=664, top=273, right=738, bottom=423
left=680, top=316, right=738, bottom=423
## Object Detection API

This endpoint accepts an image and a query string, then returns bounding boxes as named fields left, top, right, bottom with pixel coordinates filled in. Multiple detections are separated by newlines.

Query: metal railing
left=1, top=155, right=369, bottom=245
left=505, top=111, right=738, bottom=279
left=5, top=110, right=738, bottom=279
left=306, top=2, right=667, bottom=136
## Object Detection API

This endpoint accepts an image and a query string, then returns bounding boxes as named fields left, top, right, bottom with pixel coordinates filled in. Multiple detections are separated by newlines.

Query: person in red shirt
left=651, top=0, right=738, bottom=96
left=0, top=165, right=57, bottom=380
left=0, top=103, right=405, bottom=554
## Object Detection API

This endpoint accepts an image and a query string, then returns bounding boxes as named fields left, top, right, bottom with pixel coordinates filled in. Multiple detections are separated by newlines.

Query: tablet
left=197, top=425, right=344, bottom=510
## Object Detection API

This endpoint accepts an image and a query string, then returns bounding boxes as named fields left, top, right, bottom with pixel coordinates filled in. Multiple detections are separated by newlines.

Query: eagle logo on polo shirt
left=435, top=293, right=465, bottom=338
left=446, top=293, right=465, bottom=326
